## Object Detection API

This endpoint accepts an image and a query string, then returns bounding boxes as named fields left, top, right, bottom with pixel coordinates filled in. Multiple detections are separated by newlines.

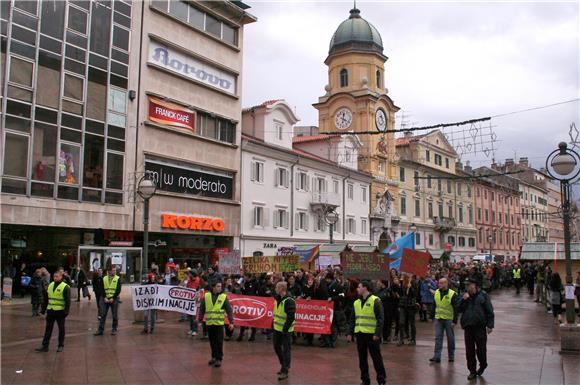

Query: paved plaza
left=1, top=290, right=579, bottom=385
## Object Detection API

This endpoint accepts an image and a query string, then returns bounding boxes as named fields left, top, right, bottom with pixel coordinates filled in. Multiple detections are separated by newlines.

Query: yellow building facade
left=315, top=7, right=400, bottom=246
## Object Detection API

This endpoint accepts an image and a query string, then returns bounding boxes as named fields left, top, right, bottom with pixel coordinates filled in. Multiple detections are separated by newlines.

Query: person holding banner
left=198, top=281, right=234, bottom=368
left=273, top=281, right=296, bottom=381
left=429, top=278, right=458, bottom=364
left=347, top=281, right=387, bottom=385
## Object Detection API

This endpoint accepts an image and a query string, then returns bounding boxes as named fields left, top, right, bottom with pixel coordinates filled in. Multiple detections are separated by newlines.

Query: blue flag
left=384, top=233, right=415, bottom=270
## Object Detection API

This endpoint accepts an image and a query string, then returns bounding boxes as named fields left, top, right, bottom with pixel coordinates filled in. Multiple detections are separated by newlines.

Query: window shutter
left=274, top=168, right=279, bottom=187
left=273, top=210, right=279, bottom=228
left=283, top=211, right=289, bottom=229
left=306, top=175, right=310, bottom=192
left=295, top=213, right=300, bottom=230
left=250, top=162, right=256, bottom=181
left=284, top=170, right=289, bottom=188
left=304, top=214, right=309, bottom=231
left=263, top=208, right=270, bottom=227
left=295, top=172, right=300, bottom=190
left=252, top=207, right=257, bottom=226
left=258, top=163, right=263, bottom=183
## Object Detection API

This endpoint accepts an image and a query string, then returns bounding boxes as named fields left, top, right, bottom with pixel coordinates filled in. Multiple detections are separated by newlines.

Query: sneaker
left=408, top=339, right=416, bottom=345
left=35, top=346, right=48, bottom=352
left=278, top=372, right=288, bottom=381
left=429, top=357, right=441, bottom=363
left=191, top=331, right=197, bottom=336
left=111, top=330, right=117, bottom=336
left=476, top=364, right=487, bottom=376
left=93, top=331, right=103, bottom=336
left=141, top=329, right=148, bottom=334
left=208, top=359, right=216, bottom=366
left=56, top=346, right=63, bottom=353
left=468, top=373, right=477, bottom=381
left=213, top=360, right=222, bottom=368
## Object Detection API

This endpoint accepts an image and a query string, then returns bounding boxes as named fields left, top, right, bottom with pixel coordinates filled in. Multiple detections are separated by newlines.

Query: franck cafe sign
left=148, top=40, right=236, bottom=95
left=145, top=159, right=234, bottom=200
left=148, top=97, right=195, bottom=132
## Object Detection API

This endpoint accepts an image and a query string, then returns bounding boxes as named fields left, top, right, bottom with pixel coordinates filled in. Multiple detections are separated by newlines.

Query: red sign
left=223, top=294, right=334, bottom=334
left=148, top=97, right=195, bottom=131
left=399, top=248, right=431, bottom=278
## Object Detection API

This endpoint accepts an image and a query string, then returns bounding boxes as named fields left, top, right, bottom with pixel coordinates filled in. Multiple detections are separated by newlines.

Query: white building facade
left=240, top=100, right=372, bottom=257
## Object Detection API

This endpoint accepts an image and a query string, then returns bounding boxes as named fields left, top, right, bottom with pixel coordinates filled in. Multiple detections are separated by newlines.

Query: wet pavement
left=1, top=289, right=578, bottom=385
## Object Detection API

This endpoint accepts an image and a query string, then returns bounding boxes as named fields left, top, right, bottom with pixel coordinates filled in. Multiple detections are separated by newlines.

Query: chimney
left=456, top=160, right=463, bottom=171
left=519, top=157, right=529, bottom=168
left=464, top=160, right=472, bottom=173
left=505, top=158, right=514, bottom=166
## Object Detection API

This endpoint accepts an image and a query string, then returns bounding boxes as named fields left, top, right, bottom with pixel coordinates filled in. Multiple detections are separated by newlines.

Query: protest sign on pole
left=241, top=255, right=301, bottom=273
left=340, top=251, right=390, bottom=279
left=218, top=250, right=241, bottom=275
left=132, top=284, right=198, bottom=315
left=399, top=248, right=431, bottom=277
left=294, top=299, right=333, bottom=334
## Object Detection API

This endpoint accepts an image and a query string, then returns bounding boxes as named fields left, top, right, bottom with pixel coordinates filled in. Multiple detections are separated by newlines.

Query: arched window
left=340, top=68, right=348, bottom=87
left=376, top=70, right=381, bottom=88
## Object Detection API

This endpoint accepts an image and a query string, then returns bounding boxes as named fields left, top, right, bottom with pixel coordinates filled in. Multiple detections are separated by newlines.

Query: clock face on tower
left=334, top=108, right=353, bottom=130
left=375, top=108, right=387, bottom=132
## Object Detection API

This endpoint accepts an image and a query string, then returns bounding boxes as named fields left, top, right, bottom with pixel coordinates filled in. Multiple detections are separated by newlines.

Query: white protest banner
left=218, top=250, right=241, bottom=275
left=132, top=284, right=198, bottom=315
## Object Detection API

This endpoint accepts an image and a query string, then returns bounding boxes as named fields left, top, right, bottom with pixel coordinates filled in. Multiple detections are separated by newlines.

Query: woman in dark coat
left=75, top=266, right=91, bottom=302
left=29, top=269, right=45, bottom=316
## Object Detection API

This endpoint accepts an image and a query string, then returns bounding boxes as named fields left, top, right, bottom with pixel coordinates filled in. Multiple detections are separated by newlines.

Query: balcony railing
left=434, top=216, right=456, bottom=232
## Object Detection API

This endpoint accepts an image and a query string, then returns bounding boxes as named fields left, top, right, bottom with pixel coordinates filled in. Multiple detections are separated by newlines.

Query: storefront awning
left=520, top=242, right=580, bottom=260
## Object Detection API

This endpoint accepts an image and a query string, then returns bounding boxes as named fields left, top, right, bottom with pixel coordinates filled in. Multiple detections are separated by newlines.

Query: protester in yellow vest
left=429, top=278, right=458, bottom=364
left=35, top=270, right=70, bottom=352
left=94, top=266, right=122, bottom=336
left=347, top=281, right=386, bottom=385
left=198, top=281, right=234, bottom=368
left=512, top=263, right=522, bottom=294
left=272, top=281, right=296, bottom=381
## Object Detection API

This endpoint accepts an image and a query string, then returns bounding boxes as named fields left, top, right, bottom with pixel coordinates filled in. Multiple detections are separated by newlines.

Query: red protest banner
left=294, top=299, right=334, bottom=334
left=399, top=248, right=431, bottom=278
left=223, top=294, right=333, bottom=334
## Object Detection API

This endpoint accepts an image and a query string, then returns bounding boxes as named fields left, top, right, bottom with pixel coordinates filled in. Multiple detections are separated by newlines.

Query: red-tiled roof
left=292, top=134, right=340, bottom=144
left=395, top=133, right=426, bottom=146
left=242, top=99, right=283, bottom=112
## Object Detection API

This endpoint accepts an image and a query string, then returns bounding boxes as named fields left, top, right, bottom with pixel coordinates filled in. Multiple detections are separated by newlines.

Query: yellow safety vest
left=273, top=297, right=295, bottom=333
left=47, top=281, right=68, bottom=311
left=513, top=268, right=521, bottom=279
left=205, top=292, right=226, bottom=326
left=434, top=289, right=456, bottom=320
left=354, top=295, right=378, bottom=334
left=104, top=275, right=119, bottom=299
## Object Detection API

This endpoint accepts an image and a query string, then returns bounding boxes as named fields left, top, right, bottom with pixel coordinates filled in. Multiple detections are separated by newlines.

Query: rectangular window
left=9, top=56, right=34, bottom=87
left=275, top=168, right=289, bottom=188
left=400, top=196, right=406, bottom=216
left=253, top=206, right=264, bottom=227
left=333, top=180, right=339, bottom=194
left=106, top=153, right=123, bottom=190
left=274, top=209, right=289, bottom=229
left=361, top=218, right=367, bottom=235
left=414, top=199, right=420, bottom=217
left=447, top=180, right=452, bottom=193
left=36, top=51, right=61, bottom=109
left=448, top=204, right=453, bottom=218
left=414, top=171, right=419, bottom=186
left=428, top=202, right=433, bottom=218
left=435, top=154, right=442, bottom=166
left=205, top=13, right=221, bottom=37
left=348, top=183, right=354, bottom=200
left=491, top=211, right=496, bottom=224
left=86, top=67, right=107, bottom=121
left=68, top=5, right=88, bottom=34
left=425, top=150, right=430, bottom=162
left=188, top=6, right=204, bottom=29
left=107, top=88, right=127, bottom=127
left=31, top=123, right=57, bottom=182
left=467, top=186, right=472, bottom=197
left=59, top=143, right=80, bottom=184
left=41, top=0, right=65, bottom=39
left=459, top=207, right=464, bottom=223
left=399, top=167, right=405, bottom=182
left=89, top=1, right=111, bottom=56
left=477, top=208, right=482, bottom=221
left=296, top=211, right=308, bottom=231
left=275, top=123, right=283, bottom=140
left=485, top=209, right=489, bottom=222
left=361, top=186, right=367, bottom=203
left=82, top=134, right=104, bottom=188
left=457, top=183, right=462, bottom=196
left=427, top=175, right=432, bottom=188
left=415, top=233, right=421, bottom=245
left=347, top=218, right=356, bottom=234
left=378, top=160, right=385, bottom=172
left=297, top=172, right=309, bottom=191
left=469, top=207, right=474, bottom=224
left=4, top=133, right=29, bottom=177
left=445, top=158, right=449, bottom=168
left=459, top=237, right=465, bottom=247
left=468, top=238, right=476, bottom=247
left=222, top=23, right=237, bottom=45
left=251, top=161, right=264, bottom=183
left=438, top=203, right=444, bottom=218
left=428, top=233, right=434, bottom=245
left=64, top=73, right=84, bottom=101
left=437, top=179, right=442, bottom=192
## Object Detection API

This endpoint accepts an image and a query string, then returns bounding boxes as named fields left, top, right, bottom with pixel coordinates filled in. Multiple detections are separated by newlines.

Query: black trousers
left=239, top=326, right=256, bottom=339
left=514, top=278, right=522, bottom=293
left=42, top=310, right=66, bottom=347
left=208, top=325, right=224, bottom=360
left=356, top=333, right=386, bottom=385
left=384, top=306, right=399, bottom=339
left=273, top=330, right=292, bottom=373
left=464, top=326, right=487, bottom=374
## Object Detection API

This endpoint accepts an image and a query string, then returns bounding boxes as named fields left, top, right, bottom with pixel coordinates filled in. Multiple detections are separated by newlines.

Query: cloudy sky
left=242, top=0, right=579, bottom=170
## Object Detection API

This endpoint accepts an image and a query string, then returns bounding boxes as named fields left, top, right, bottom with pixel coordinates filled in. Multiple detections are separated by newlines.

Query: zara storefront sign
left=148, top=40, right=236, bottom=96
left=145, top=159, right=234, bottom=200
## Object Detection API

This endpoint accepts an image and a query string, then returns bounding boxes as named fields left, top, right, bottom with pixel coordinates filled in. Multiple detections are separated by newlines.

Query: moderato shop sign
left=148, top=96, right=195, bottom=132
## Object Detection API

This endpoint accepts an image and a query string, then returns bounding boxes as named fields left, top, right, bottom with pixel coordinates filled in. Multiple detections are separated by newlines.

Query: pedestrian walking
left=75, top=265, right=91, bottom=302
left=513, top=263, right=522, bottom=294
left=272, top=281, right=296, bottom=381
left=29, top=269, right=45, bottom=317
left=458, top=278, right=495, bottom=381
left=548, top=272, right=564, bottom=324
left=429, top=278, right=458, bottom=363
left=142, top=272, right=157, bottom=334
left=347, top=281, right=386, bottom=385
left=92, top=268, right=104, bottom=320
left=35, top=270, right=70, bottom=352
left=198, top=281, right=234, bottom=368
left=94, top=266, right=121, bottom=336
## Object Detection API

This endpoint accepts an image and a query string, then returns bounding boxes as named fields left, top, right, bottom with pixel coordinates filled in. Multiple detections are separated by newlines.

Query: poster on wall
left=90, top=252, right=101, bottom=272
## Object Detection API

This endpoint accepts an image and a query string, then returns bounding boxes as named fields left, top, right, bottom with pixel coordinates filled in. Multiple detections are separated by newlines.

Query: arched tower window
left=340, top=68, right=348, bottom=87
left=376, top=70, right=382, bottom=88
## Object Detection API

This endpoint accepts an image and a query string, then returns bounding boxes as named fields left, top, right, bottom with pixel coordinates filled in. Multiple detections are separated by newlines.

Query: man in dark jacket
left=347, top=281, right=386, bottom=385
left=35, top=270, right=70, bottom=352
left=237, top=274, right=259, bottom=341
left=94, top=266, right=122, bottom=336
left=322, top=273, right=345, bottom=347
left=272, top=281, right=296, bottom=380
left=92, top=268, right=105, bottom=320
left=458, top=278, right=494, bottom=381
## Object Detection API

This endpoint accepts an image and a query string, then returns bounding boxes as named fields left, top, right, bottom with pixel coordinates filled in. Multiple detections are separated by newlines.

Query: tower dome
left=328, top=8, right=383, bottom=56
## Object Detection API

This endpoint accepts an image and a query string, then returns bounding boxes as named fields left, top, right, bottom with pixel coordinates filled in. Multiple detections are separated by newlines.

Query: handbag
left=82, top=286, right=89, bottom=298
left=21, top=276, right=31, bottom=287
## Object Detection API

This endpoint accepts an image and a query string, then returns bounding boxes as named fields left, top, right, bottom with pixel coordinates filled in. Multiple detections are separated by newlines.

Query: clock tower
left=314, top=6, right=400, bottom=246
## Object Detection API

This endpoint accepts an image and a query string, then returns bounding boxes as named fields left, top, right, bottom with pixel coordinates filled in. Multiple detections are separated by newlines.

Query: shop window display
left=59, top=143, right=80, bottom=184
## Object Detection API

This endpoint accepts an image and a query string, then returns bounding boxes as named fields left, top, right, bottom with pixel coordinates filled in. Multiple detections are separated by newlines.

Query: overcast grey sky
left=242, top=0, right=579, bottom=170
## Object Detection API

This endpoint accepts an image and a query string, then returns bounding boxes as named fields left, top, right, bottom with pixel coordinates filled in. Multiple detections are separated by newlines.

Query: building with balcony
left=395, top=130, right=477, bottom=259
left=239, top=99, right=373, bottom=257
left=470, top=166, right=522, bottom=260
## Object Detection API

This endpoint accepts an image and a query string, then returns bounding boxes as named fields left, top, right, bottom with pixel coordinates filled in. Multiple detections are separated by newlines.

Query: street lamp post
left=137, top=176, right=157, bottom=281
left=324, top=208, right=339, bottom=244
left=546, top=142, right=580, bottom=325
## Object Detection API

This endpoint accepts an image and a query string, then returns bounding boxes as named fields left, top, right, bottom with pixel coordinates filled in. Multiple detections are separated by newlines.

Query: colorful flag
left=384, top=233, right=415, bottom=260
